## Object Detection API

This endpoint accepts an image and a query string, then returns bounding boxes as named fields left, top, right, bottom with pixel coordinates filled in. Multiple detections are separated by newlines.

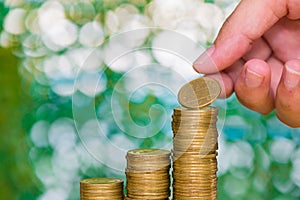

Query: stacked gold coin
left=125, top=148, right=171, bottom=200
left=172, top=77, right=220, bottom=200
left=172, top=106, right=219, bottom=199
left=80, top=177, right=124, bottom=200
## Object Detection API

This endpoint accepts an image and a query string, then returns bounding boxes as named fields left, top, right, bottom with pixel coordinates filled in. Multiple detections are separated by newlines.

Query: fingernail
left=193, top=45, right=215, bottom=73
left=245, top=67, right=264, bottom=88
left=284, top=65, right=300, bottom=90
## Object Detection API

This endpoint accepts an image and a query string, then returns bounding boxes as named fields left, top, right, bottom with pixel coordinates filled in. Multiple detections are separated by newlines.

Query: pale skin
left=193, top=0, right=300, bottom=128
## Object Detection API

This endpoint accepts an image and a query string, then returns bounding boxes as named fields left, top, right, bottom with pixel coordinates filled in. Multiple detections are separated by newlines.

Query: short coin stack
left=80, top=177, right=124, bottom=200
left=172, top=77, right=221, bottom=199
left=125, top=148, right=171, bottom=200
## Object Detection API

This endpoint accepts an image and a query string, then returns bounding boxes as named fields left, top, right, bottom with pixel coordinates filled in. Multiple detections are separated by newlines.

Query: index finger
left=193, top=0, right=287, bottom=74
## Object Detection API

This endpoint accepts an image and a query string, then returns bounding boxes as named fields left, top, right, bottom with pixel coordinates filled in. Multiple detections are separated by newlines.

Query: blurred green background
left=1, top=0, right=300, bottom=200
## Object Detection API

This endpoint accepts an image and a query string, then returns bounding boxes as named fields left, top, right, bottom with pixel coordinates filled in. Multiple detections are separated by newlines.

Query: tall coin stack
left=172, top=77, right=221, bottom=200
left=125, top=148, right=171, bottom=200
left=80, top=178, right=124, bottom=200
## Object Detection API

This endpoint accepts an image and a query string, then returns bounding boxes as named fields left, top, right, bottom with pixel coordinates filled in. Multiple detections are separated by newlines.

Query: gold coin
left=173, top=129, right=218, bottom=134
left=80, top=192, right=123, bottom=197
left=125, top=196, right=170, bottom=200
left=173, top=186, right=217, bottom=191
left=172, top=114, right=217, bottom=118
left=173, top=181, right=217, bottom=186
left=126, top=180, right=169, bottom=184
left=172, top=130, right=217, bottom=135
left=173, top=135, right=217, bottom=140
left=172, top=137, right=217, bottom=143
left=126, top=184, right=170, bottom=189
left=172, top=119, right=217, bottom=124
left=177, top=77, right=220, bottom=109
left=174, top=191, right=217, bottom=195
left=173, top=137, right=218, bottom=141
left=125, top=169, right=170, bottom=174
left=173, top=159, right=217, bottom=164
left=127, top=182, right=170, bottom=187
left=126, top=167, right=170, bottom=172
left=81, top=196, right=123, bottom=200
left=172, top=146, right=217, bottom=152
left=126, top=158, right=170, bottom=162
left=173, top=141, right=217, bottom=146
left=126, top=174, right=170, bottom=179
left=174, top=105, right=218, bottom=113
left=173, top=151, right=217, bottom=156
left=173, top=148, right=217, bottom=154
left=125, top=170, right=170, bottom=174
left=172, top=117, right=217, bottom=122
left=173, top=167, right=217, bottom=172
left=172, top=126, right=216, bottom=131
left=126, top=181, right=170, bottom=190
left=172, top=145, right=217, bottom=149
left=126, top=161, right=170, bottom=166
left=126, top=191, right=170, bottom=196
left=173, top=189, right=216, bottom=195
left=173, top=191, right=216, bottom=198
left=80, top=178, right=123, bottom=185
left=173, top=138, right=217, bottom=143
left=173, top=162, right=217, bottom=167
left=126, top=156, right=170, bottom=161
left=173, top=171, right=217, bottom=176
left=172, top=113, right=217, bottom=117
left=127, top=148, right=170, bottom=157
left=127, top=185, right=170, bottom=191
left=127, top=191, right=170, bottom=196
left=173, top=136, right=217, bottom=141
left=172, top=141, right=217, bottom=146
left=173, top=172, right=217, bottom=177
left=172, top=124, right=217, bottom=129
left=172, top=122, right=217, bottom=126
left=173, top=156, right=218, bottom=161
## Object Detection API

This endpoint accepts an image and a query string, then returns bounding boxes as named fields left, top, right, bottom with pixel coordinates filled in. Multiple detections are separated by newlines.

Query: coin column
left=172, top=106, right=219, bottom=200
left=80, top=178, right=124, bottom=200
left=125, top=149, right=171, bottom=200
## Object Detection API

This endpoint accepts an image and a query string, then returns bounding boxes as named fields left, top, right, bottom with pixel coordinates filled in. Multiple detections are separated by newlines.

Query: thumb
left=193, top=0, right=287, bottom=74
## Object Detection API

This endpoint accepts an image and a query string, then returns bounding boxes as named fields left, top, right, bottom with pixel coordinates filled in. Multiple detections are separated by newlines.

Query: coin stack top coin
left=177, top=77, right=221, bottom=109
left=125, top=148, right=171, bottom=200
left=80, top=177, right=124, bottom=200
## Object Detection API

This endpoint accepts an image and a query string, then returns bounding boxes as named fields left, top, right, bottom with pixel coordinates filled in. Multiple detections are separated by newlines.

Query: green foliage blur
left=0, top=47, right=40, bottom=199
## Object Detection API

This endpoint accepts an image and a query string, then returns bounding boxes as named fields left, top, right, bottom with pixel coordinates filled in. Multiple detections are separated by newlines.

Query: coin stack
left=172, top=106, right=219, bottom=199
left=172, top=77, right=221, bottom=199
left=80, top=177, right=124, bottom=200
left=125, top=148, right=171, bottom=200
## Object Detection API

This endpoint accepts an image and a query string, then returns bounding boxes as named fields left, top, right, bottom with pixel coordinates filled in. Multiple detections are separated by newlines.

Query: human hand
left=193, top=0, right=300, bottom=127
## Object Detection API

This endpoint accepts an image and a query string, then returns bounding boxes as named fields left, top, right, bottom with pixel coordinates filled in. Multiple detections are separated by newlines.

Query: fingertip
left=235, top=59, right=274, bottom=114
left=246, top=59, right=271, bottom=76
left=284, top=59, right=300, bottom=90
left=275, top=59, right=300, bottom=127
left=193, top=45, right=217, bottom=74
left=276, top=114, right=300, bottom=128
left=244, top=59, right=270, bottom=88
